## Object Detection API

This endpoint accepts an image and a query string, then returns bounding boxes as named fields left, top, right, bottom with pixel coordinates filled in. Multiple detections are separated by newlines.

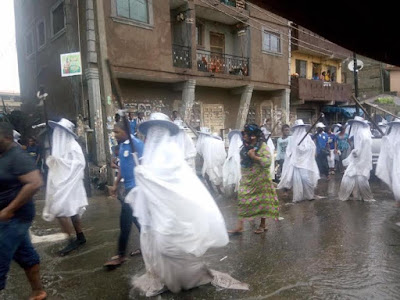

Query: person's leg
left=71, top=215, right=86, bottom=244
left=58, top=217, right=75, bottom=236
left=339, top=174, right=356, bottom=201
left=118, top=202, right=133, bottom=257
left=57, top=217, right=80, bottom=256
left=254, top=218, right=267, bottom=234
left=0, top=221, right=20, bottom=291
left=357, top=176, right=375, bottom=201
left=228, top=219, right=244, bottom=233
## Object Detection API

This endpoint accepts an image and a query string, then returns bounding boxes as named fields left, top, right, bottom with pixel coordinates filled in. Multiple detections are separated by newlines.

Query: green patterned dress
left=238, top=142, right=280, bottom=220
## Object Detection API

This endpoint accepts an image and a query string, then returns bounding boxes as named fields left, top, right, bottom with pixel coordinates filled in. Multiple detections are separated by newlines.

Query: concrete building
left=289, top=24, right=352, bottom=124
left=0, top=91, right=22, bottom=113
left=14, top=0, right=293, bottom=168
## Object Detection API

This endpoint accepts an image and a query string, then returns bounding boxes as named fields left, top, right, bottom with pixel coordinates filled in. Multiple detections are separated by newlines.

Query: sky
left=0, top=0, right=20, bottom=93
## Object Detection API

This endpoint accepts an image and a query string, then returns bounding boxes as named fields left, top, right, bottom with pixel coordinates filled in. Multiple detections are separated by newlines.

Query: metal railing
left=196, top=49, right=249, bottom=76
left=172, top=44, right=192, bottom=69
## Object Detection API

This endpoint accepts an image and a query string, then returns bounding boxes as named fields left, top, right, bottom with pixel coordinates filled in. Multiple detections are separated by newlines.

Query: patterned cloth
left=237, top=142, right=279, bottom=220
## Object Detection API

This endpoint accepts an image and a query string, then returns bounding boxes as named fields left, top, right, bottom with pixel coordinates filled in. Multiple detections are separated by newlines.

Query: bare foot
left=228, top=228, right=243, bottom=234
left=29, top=290, right=47, bottom=300
left=254, top=227, right=267, bottom=234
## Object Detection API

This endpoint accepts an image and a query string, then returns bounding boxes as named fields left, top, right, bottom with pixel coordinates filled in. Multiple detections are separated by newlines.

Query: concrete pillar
left=281, top=88, right=290, bottom=124
left=180, top=79, right=196, bottom=124
left=86, top=68, right=106, bottom=164
left=235, top=85, right=254, bottom=129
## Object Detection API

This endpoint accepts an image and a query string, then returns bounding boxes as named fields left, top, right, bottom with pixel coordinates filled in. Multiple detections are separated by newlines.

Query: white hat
left=13, top=130, right=21, bottom=142
left=291, top=119, right=308, bottom=129
left=228, top=129, right=242, bottom=141
left=48, top=118, right=77, bottom=138
left=347, top=116, right=369, bottom=127
left=316, top=122, right=326, bottom=129
left=388, top=118, right=400, bottom=127
left=138, top=112, right=179, bottom=136
left=211, top=132, right=222, bottom=140
left=197, top=127, right=211, bottom=135
left=332, top=123, right=342, bottom=128
left=173, top=119, right=185, bottom=130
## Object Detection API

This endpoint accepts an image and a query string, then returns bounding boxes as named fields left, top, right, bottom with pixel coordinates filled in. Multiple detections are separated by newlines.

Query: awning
left=322, top=106, right=364, bottom=118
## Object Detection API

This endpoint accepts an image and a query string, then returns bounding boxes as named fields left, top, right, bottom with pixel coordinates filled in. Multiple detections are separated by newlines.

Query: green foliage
left=375, top=97, right=395, bottom=104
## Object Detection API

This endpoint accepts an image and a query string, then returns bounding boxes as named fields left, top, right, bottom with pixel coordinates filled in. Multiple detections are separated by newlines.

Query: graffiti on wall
left=124, top=99, right=170, bottom=118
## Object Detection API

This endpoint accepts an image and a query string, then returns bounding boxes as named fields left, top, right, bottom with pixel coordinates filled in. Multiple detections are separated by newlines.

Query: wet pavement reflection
left=3, top=177, right=400, bottom=299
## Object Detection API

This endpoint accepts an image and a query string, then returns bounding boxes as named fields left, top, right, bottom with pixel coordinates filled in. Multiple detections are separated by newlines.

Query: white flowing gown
left=222, top=133, right=242, bottom=191
left=43, top=127, right=88, bottom=221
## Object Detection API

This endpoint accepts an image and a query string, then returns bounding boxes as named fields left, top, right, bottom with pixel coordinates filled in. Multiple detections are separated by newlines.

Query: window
left=25, top=31, right=34, bottom=56
left=196, top=23, right=203, bottom=46
left=297, top=109, right=315, bottom=124
left=116, top=0, right=149, bottom=23
left=327, top=65, right=337, bottom=82
left=210, top=32, right=225, bottom=54
left=36, top=20, right=46, bottom=48
left=295, top=60, right=307, bottom=78
left=51, top=0, right=65, bottom=37
left=262, top=30, right=281, bottom=54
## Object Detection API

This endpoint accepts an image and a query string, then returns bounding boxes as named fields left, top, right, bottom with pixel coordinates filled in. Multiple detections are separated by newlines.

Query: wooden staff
left=298, top=113, right=325, bottom=146
left=106, top=60, right=136, bottom=154
left=363, top=101, right=400, bottom=120
left=352, top=95, right=385, bottom=136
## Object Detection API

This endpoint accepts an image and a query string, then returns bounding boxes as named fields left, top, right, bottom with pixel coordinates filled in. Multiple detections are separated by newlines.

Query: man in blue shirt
left=313, top=123, right=330, bottom=179
left=104, top=122, right=144, bottom=269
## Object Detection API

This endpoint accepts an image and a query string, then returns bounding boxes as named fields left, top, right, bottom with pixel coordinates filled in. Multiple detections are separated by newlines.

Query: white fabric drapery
left=172, top=129, right=196, bottom=170
left=222, top=133, right=242, bottom=191
left=43, top=127, right=88, bottom=221
left=198, top=135, right=226, bottom=186
left=278, top=126, right=320, bottom=202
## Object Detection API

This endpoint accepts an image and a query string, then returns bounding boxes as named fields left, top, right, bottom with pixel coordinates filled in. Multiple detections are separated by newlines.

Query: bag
left=321, top=148, right=330, bottom=156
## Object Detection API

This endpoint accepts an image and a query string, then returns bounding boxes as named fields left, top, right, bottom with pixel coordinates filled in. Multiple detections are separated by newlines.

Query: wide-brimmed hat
left=48, top=118, right=77, bottom=138
left=332, top=123, right=342, bottom=128
left=197, top=127, right=211, bottom=136
left=347, top=116, right=369, bottom=127
left=291, top=119, right=308, bottom=129
left=316, top=122, right=326, bottom=129
left=228, top=129, right=241, bottom=141
left=138, top=112, right=179, bottom=136
left=388, top=118, right=400, bottom=127
left=173, top=119, right=185, bottom=130
left=211, top=132, right=222, bottom=140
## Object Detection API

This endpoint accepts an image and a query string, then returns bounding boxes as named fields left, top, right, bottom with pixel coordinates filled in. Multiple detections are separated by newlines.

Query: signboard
left=60, top=52, right=82, bottom=77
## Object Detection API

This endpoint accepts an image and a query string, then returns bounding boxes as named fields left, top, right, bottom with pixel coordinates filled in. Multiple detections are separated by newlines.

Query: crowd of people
left=1, top=109, right=399, bottom=299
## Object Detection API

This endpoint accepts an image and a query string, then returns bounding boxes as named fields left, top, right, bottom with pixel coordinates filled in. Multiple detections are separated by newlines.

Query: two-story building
left=15, top=0, right=292, bottom=167
left=289, top=24, right=352, bottom=124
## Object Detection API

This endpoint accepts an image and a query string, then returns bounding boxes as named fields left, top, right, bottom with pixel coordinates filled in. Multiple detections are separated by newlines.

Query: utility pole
left=353, top=52, right=360, bottom=116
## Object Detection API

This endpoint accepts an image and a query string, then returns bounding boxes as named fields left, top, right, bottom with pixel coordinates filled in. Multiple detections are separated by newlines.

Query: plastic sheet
left=222, top=133, right=242, bottom=191
left=200, top=135, right=226, bottom=186
left=43, top=127, right=88, bottom=221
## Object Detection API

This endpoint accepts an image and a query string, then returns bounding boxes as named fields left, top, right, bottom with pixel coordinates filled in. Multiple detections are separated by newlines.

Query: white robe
left=278, top=127, right=320, bottom=202
left=199, top=136, right=226, bottom=186
left=43, top=127, right=88, bottom=221
left=222, top=133, right=242, bottom=191
left=376, top=125, right=400, bottom=202
left=127, top=126, right=247, bottom=296
left=173, top=129, right=196, bottom=170
left=338, top=123, right=374, bottom=201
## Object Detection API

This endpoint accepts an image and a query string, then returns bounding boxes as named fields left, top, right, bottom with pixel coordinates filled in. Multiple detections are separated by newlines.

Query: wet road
left=3, top=176, right=400, bottom=300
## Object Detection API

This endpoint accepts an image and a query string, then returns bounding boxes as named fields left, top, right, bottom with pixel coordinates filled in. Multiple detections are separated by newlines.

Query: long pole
left=363, top=102, right=400, bottom=120
left=353, top=52, right=360, bottom=116
left=351, top=95, right=385, bottom=136
left=298, top=113, right=324, bottom=146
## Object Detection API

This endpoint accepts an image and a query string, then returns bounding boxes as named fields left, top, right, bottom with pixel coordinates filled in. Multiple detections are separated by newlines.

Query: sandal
left=228, top=229, right=243, bottom=235
left=103, top=255, right=127, bottom=270
left=130, top=249, right=142, bottom=256
left=254, top=227, right=267, bottom=234
left=29, top=291, right=47, bottom=300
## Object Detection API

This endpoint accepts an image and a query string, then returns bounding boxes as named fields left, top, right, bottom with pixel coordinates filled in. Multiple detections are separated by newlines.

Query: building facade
left=0, top=91, right=22, bottom=113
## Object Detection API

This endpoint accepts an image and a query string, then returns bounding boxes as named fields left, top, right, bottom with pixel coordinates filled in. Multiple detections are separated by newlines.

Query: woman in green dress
left=229, top=124, right=280, bottom=234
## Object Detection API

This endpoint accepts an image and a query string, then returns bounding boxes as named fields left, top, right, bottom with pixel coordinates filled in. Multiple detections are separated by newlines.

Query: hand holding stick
left=298, top=113, right=325, bottom=146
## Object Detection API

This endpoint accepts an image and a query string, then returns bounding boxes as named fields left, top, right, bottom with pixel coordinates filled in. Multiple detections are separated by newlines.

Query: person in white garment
left=261, top=126, right=276, bottom=180
left=173, top=119, right=196, bottom=171
left=197, top=131, right=226, bottom=195
left=338, top=116, right=375, bottom=202
left=43, top=118, right=88, bottom=256
left=278, top=119, right=320, bottom=202
left=126, top=113, right=248, bottom=297
left=222, top=130, right=242, bottom=194
left=376, top=118, right=400, bottom=206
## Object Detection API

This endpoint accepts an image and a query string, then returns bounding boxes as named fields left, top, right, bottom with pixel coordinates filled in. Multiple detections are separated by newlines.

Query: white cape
left=172, top=129, right=196, bottom=170
left=200, top=136, right=226, bottom=186
left=126, top=127, right=241, bottom=295
left=376, top=125, right=400, bottom=201
left=43, top=127, right=88, bottom=221
left=222, top=133, right=242, bottom=191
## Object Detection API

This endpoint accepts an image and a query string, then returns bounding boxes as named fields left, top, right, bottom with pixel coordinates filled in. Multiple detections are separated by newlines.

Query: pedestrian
left=320, top=71, right=326, bottom=81
left=104, top=121, right=144, bottom=269
left=312, top=72, right=319, bottom=80
left=26, top=137, right=41, bottom=169
left=313, top=122, right=330, bottom=179
left=171, top=110, right=181, bottom=121
left=43, top=118, right=88, bottom=256
left=276, top=124, right=291, bottom=181
left=325, top=70, right=331, bottom=81
left=326, top=126, right=337, bottom=175
left=172, top=119, right=196, bottom=171
left=278, top=120, right=320, bottom=202
left=229, top=124, right=279, bottom=234
left=376, top=119, right=400, bottom=206
left=128, top=113, right=247, bottom=296
left=222, top=129, right=242, bottom=194
left=338, top=116, right=375, bottom=201
left=0, top=122, right=47, bottom=300
left=336, top=126, right=351, bottom=174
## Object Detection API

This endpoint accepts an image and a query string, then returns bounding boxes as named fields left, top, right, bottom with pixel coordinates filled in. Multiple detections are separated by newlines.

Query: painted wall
left=290, top=52, right=343, bottom=82
left=390, top=70, right=400, bottom=96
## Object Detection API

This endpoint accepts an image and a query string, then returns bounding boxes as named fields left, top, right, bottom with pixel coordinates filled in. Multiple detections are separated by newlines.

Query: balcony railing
left=172, top=44, right=191, bottom=69
left=196, top=50, right=249, bottom=76
left=220, top=0, right=246, bottom=9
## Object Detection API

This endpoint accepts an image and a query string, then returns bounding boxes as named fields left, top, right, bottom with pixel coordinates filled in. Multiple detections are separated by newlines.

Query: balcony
left=291, top=77, right=352, bottom=104
left=220, top=0, right=246, bottom=9
left=196, top=49, right=249, bottom=76
left=172, top=44, right=192, bottom=69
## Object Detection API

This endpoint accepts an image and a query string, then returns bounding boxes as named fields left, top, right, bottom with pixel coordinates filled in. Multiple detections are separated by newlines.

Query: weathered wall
left=389, top=70, right=400, bottom=96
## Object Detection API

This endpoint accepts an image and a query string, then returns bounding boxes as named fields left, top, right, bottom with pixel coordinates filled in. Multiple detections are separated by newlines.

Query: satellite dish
left=348, top=59, right=364, bottom=71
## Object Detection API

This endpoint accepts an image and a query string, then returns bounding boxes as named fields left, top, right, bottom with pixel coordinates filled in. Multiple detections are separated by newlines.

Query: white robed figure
left=172, top=120, right=196, bottom=170
left=43, top=118, right=88, bottom=256
left=338, top=116, right=375, bottom=201
left=222, top=130, right=242, bottom=192
left=278, top=119, right=320, bottom=202
left=261, top=126, right=276, bottom=180
left=376, top=119, right=400, bottom=203
left=127, top=113, right=248, bottom=297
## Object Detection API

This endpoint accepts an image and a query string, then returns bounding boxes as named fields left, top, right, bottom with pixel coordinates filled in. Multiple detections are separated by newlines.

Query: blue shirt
left=327, top=133, right=336, bottom=150
left=119, top=136, right=144, bottom=190
left=314, top=132, right=329, bottom=154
